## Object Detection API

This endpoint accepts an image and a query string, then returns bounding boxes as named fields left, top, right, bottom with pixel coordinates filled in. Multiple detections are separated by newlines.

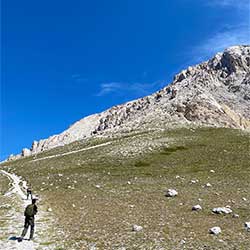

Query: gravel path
left=0, top=170, right=52, bottom=250
left=31, top=141, right=112, bottom=162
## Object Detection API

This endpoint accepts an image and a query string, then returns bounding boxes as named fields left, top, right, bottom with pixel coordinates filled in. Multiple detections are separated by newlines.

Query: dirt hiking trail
left=0, top=170, right=55, bottom=250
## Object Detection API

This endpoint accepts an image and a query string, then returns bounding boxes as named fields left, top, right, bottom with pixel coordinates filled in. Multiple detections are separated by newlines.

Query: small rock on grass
left=132, top=224, right=143, bottom=232
left=212, top=207, right=232, bottom=214
left=165, top=189, right=178, bottom=197
left=180, top=239, right=186, bottom=245
left=192, top=205, right=202, bottom=211
left=232, top=214, right=239, bottom=218
left=245, top=222, right=250, bottom=231
left=190, top=179, right=199, bottom=184
left=209, top=227, right=221, bottom=235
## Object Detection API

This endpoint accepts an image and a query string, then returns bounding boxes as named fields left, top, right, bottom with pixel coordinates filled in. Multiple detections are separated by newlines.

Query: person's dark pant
left=21, top=216, right=35, bottom=240
left=27, top=192, right=33, bottom=200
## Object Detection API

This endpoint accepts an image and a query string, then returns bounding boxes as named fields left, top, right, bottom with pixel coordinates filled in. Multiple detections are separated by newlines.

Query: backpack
left=24, top=204, right=35, bottom=217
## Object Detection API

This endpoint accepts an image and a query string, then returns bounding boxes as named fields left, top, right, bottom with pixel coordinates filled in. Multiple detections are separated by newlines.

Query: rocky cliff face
left=8, top=45, right=250, bottom=160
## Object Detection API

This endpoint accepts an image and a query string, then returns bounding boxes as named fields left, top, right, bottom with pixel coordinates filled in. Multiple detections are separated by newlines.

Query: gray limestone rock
left=209, top=226, right=222, bottom=235
left=212, top=207, right=233, bottom=214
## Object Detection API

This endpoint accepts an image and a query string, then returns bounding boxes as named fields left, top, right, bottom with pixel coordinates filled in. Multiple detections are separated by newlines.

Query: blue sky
left=1, top=0, right=250, bottom=160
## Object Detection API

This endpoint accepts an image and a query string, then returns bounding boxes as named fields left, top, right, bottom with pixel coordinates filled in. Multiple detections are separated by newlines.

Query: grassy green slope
left=1, top=128, right=250, bottom=250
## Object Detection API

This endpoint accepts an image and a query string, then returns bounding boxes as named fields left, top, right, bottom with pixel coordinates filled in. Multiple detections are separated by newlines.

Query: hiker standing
left=27, top=187, right=33, bottom=200
left=20, top=198, right=38, bottom=241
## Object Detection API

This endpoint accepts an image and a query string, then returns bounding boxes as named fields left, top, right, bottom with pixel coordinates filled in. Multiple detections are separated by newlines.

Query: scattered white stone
left=132, top=224, right=143, bottom=232
left=74, top=180, right=77, bottom=183
left=58, top=173, right=63, bottom=177
left=72, top=204, right=76, bottom=208
left=205, top=183, right=212, bottom=188
left=212, top=207, right=232, bottom=214
left=245, top=222, right=250, bottom=231
left=180, top=239, right=186, bottom=245
left=209, top=226, right=221, bottom=235
left=242, top=197, right=247, bottom=201
left=198, top=198, right=202, bottom=202
left=95, top=184, right=101, bottom=189
left=218, top=239, right=225, bottom=243
left=191, top=179, right=199, bottom=184
left=166, top=189, right=178, bottom=197
left=192, top=205, right=202, bottom=211
left=210, top=170, right=215, bottom=173
left=47, top=208, right=52, bottom=212
left=232, top=214, right=239, bottom=218
left=127, top=181, right=131, bottom=185
left=175, top=175, right=180, bottom=179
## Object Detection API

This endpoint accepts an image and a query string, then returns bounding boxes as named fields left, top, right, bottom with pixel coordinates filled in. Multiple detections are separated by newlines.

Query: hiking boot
left=18, top=237, right=23, bottom=242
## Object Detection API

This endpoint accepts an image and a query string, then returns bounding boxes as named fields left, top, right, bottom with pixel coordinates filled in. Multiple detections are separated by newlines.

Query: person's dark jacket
left=24, top=204, right=38, bottom=217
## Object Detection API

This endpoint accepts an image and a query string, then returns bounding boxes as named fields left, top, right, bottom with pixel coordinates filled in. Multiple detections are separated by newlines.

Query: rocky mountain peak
left=7, top=45, right=250, bottom=161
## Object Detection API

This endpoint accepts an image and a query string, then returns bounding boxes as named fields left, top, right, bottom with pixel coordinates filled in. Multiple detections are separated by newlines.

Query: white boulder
left=192, top=205, right=202, bottom=211
left=166, top=189, right=178, bottom=197
left=245, top=222, right=250, bottom=231
left=232, top=214, right=239, bottom=218
left=212, top=207, right=232, bottom=214
left=132, top=224, right=143, bottom=232
left=209, top=226, right=221, bottom=235
left=190, top=179, right=199, bottom=184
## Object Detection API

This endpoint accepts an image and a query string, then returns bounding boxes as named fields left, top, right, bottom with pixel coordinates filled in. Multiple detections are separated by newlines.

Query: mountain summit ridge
left=8, top=45, right=250, bottom=160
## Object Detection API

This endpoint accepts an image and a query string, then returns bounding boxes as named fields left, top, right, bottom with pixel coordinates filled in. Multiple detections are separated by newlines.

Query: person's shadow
left=9, top=236, right=29, bottom=242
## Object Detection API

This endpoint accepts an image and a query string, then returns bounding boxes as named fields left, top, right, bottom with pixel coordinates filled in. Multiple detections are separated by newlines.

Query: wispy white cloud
left=96, top=80, right=166, bottom=97
left=206, top=0, right=250, bottom=9
left=188, top=0, right=250, bottom=63
left=191, top=24, right=250, bottom=62
left=71, top=74, right=88, bottom=83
